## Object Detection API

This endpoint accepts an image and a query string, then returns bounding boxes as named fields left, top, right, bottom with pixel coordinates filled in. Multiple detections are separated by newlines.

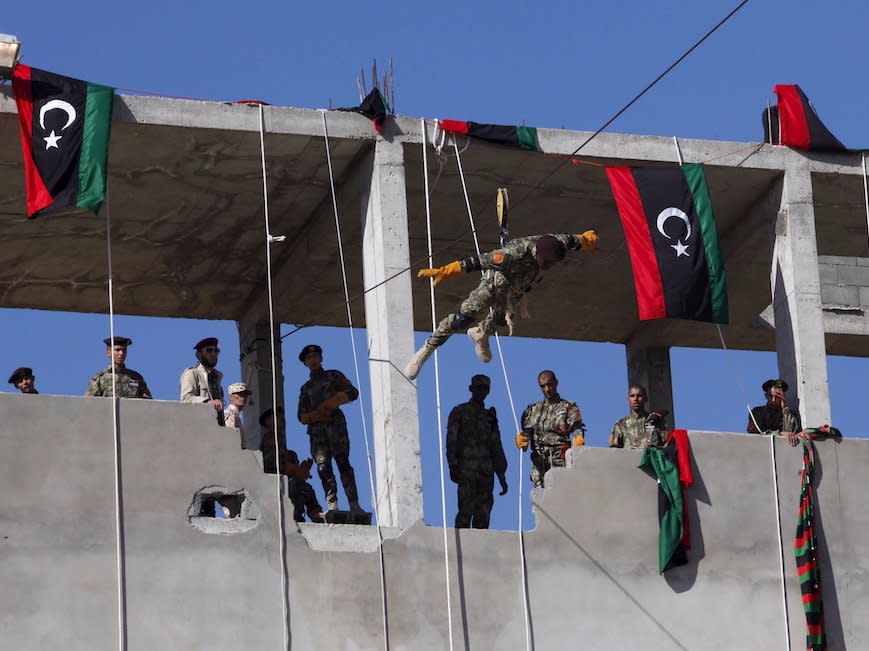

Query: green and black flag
left=337, top=88, right=389, bottom=133
left=439, top=119, right=541, bottom=152
left=12, top=64, right=114, bottom=218
left=606, top=163, right=728, bottom=323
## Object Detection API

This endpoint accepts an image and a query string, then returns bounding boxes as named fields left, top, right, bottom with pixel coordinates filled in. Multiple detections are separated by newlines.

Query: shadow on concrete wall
left=665, top=441, right=710, bottom=594
left=535, top=504, right=689, bottom=651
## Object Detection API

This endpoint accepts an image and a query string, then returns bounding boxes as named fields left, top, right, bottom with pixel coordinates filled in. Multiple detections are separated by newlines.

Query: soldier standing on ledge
left=8, top=367, right=38, bottom=394
left=179, top=337, right=225, bottom=425
left=86, top=337, right=152, bottom=399
left=446, top=374, right=508, bottom=529
left=296, top=344, right=364, bottom=514
left=748, top=378, right=802, bottom=446
left=609, top=385, right=667, bottom=449
left=515, top=370, right=584, bottom=488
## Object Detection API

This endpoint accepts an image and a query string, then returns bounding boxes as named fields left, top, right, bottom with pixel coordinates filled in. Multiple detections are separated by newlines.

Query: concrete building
left=0, top=88, right=867, bottom=649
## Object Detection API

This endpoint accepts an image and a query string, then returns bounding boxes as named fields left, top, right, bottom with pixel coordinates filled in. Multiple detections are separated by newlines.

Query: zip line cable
left=452, top=138, right=533, bottom=650
left=321, top=110, right=390, bottom=651
left=257, top=103, right=292, bottom=651
left=105, top=190, right=128, bottom=651
left=421, top=118, right=457, bottom=651
left=278, top=0, right=751, bottom=344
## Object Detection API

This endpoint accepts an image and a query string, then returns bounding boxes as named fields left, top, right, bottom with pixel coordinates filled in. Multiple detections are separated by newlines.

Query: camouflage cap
left=762, top=378, right=789, bottom=393
left=7, top=367, right=33, bottom=384
left=228, top=382, right=252, bottom=396
left=104, top=336, right=132, bottom=347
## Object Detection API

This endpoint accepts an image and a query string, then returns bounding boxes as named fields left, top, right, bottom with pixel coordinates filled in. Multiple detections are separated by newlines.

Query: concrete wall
left=1, top=394, right=867, bottom=650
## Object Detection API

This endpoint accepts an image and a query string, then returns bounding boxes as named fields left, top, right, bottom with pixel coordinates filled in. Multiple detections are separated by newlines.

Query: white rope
left=861, top=153, right=868, bottom=243
left=452, top=138, right=533, bottom=651
left=258, top=103, right=291, bottom=651
left=422, top=119, right=456, bottom=651
left=714, top=324, right=789, bottom=649
left=106, top=190, right=127, bottom=651
left=321, top=110, right=390, bottom=651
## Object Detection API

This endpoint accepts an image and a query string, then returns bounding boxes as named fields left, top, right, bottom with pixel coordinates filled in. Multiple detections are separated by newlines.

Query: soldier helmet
left=193, top=337, right=219, bottom=351
left=104, top=336, right=132, bottom=347
left=228, top=382, right=252, bottom=396
left=298, top=344, right=322, bottom=362
left=762, top=378, right=788, bottom=393
left=534, top=235, right=567, bottom=263
left=8, top=367, right=33, bottom=385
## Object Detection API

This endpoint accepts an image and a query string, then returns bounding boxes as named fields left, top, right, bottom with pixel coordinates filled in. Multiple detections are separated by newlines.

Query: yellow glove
left=418, top=260, right=463, bottom=286
left=319, top=391, right=351, bottom=414
left=515, top=432, right=529, bottom=450
left=575, top=230, right=599, bottom=253
left=573, top=434, right=585, bottom=447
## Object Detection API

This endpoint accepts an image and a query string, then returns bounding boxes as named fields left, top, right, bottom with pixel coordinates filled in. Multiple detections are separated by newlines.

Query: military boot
left=467, top=326, right=492, bottom=362
left=404, top=342, right=436, bottom=380
left=349, top=500, right=366, bottom=515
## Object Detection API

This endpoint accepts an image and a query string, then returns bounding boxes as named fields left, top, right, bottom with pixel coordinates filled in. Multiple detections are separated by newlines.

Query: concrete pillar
left=361, top=139, right=423, bottom=529
left=236, top=317, right=285, bottom=451
left=625, top=344, right=675, bottom=426
left=771, top=165, right=831, bottom=424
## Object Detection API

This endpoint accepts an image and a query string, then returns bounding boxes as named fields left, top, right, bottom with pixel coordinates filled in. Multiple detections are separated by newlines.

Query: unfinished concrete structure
left=1, top=88, right=867, bottom=649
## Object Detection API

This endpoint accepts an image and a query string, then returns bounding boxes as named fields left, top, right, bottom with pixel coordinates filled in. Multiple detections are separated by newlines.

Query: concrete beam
left=625, top=344, right=675, bottom=426
left=237, top=317, right=284, bottom=450
left=771, top=165, right=831, bottom=424
left=361, top=138, right=423, bottom=529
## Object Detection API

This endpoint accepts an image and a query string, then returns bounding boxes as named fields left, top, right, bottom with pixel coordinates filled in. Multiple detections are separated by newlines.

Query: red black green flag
left=337, top=88, right=389, bottom=133
left=795, top=439, right=825, bottom=651
left=12, top=64, right=114, bottom=218
left=439, top=119, right=541, bottom=152
left=606, top=163, right=728, bottom=324
left=640, top=441, right=688, bottom=574
left=766, top=84, right=847, bottom=152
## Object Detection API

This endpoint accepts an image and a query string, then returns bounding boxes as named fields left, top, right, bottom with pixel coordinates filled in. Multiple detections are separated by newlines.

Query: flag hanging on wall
left=439, top=119, right=541, bottom=152
left=12, top=64, right=114, bottom=218
left=606, top=163, right=729, bottom=323
left=764, top=84, right=847, bottom=152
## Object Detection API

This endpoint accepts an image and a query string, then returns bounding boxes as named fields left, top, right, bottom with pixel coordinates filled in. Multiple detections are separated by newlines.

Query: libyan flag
left=606, top=163, right=728, bottom=323
left=337, top=88, right=389, bottom=133
left=762, top=84, right=847, bottom=153
left=12, top=64, right=114, bottom=218
left=439, top=119, right=541, bottom=152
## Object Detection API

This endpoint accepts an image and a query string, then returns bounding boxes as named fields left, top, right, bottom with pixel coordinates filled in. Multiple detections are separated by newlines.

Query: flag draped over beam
left=337, top=88, right=389, bottom=133
left=606, top=163, right=728, bottom=323
left=12, top=64, right=114, bottom=218
left=439, top=119, right=541, bottom=152
left=763, top=84, right=847, bottom=152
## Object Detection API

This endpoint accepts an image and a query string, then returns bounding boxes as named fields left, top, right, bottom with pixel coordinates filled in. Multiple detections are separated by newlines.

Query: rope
left=452, top=138, right=533, bottom=651
left=862, top=153, right=868, bottom=244
left=257, top=103, right=291, bottom=651
left=421, top=118, right=456, bottom=651
left=106, top=190, right=127, bottom=651
left=714, top=324, right=789, bottom=648
left=321, top=110, right=390, bottom=651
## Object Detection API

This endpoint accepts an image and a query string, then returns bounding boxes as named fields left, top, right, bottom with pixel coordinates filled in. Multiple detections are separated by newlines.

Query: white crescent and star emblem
left=38, top=99, right=77, bottom=151
left=656, top=207, right=692, bottom=258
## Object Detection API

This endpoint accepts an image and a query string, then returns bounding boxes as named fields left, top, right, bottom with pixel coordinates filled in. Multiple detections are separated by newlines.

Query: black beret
left=258, top=406, right=285, bottom=426
left=8, top=367, right=33, bottom=384
left=104, top=336, right=132, bottom=347
left=470, top=374, right=491, bottom=387
left=762, top=378, right=789, bottom=393
left=299, top=344, right=322, bottom=362
left=194, top=337, right=219, bottom=351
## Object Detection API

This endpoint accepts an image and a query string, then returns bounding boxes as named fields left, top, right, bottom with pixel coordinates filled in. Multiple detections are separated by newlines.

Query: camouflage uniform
left=179, top=363, right=225, bottom=425
left=261, top=440, right=323, bottom=523
left=521, top=394, right=583, bottom=487
left=747, top=405, right=802, bottom=435
left=87, top=366, right=152, bottom=399
left=447, top=400, right=508, bottom=529
left=428, top=234, right=580, bottom=347
left=223, top=404, right=247, bottom=449
left=610, top=411, right=666, bottom=449
left=297, top=368, right=360, bottom=507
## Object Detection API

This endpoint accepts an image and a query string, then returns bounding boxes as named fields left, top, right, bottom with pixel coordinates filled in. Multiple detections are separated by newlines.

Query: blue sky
left=3, top=1, right=868, bottom=530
